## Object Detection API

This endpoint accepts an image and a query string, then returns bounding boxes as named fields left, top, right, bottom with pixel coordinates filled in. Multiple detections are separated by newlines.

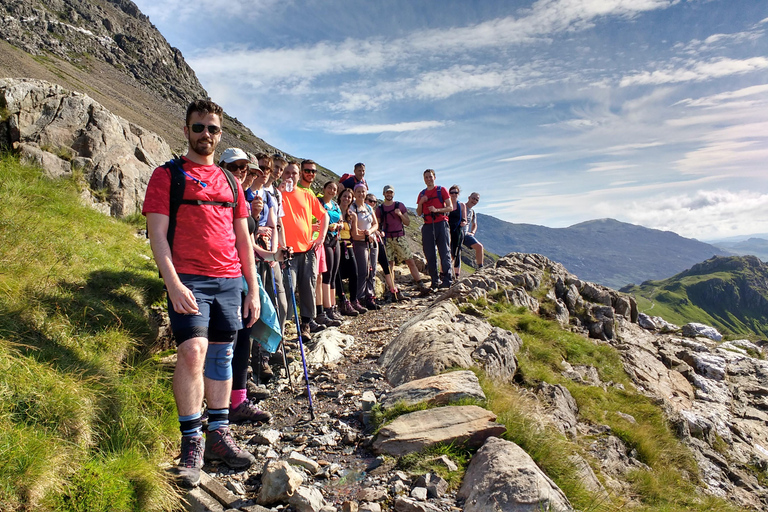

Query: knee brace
left=204, top=341, right=234, bottom=381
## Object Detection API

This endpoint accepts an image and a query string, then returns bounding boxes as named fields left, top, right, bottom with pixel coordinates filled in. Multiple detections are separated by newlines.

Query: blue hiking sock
left=207, top=408, right=229, bottom=432
left=179, top=412, right=203, bottom=437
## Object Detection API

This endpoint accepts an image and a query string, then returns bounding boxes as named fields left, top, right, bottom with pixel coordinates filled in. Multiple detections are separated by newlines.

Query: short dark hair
left=354, top=162, right=365, bottom=170
left=301, top=159, right=317, bottom=169
left=185, top=99, right=223, bottom=126
left=424, top=169, right=436, bottom=177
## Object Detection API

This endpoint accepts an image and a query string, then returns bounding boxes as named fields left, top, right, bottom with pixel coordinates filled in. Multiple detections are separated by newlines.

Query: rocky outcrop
left=378, top=301, right=522, bottom=387
left=613, top=320, right=768, bottom=508
left=457, top=437, right=573, bottom=512
left=0, top=78, right=171, bottom=216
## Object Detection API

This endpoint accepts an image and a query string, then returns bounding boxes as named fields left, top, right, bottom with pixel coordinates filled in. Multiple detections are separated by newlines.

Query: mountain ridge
left=476, top=214, right=728, bottom=289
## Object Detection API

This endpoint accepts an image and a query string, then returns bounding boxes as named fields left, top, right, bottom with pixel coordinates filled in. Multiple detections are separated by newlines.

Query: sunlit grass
left=0, top=154, right=179, bottom=510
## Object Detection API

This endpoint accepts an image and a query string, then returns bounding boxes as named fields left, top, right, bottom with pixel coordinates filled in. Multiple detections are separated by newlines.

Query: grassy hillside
left=620, top=256, right=768, bottom=338
left=0, top=154, right=179, bottom=511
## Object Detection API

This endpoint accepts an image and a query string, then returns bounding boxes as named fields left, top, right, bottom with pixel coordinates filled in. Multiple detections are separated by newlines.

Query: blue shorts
left=168, top=274, right=243, bottom=344
left=463, top=234, right=480, bottom=248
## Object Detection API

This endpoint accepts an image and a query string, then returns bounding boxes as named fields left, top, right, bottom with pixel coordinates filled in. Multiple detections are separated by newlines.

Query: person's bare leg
left=322, top=283, right=333, bottom=308
left=473, top=243, right=484, bottom=266
left=406, top=258, right=422, bottom=283
left=174, top=337, right=207, bottom=416
left=385, top=272, right=397, bottom=294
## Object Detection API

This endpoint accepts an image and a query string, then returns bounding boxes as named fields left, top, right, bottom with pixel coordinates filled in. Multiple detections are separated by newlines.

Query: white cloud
left=326, top=121, right=446, bottom=135
left=620, top=57, right=768, bottom=87
left=624, top=190, right=768, bottom=239
left=587, top=161, right=638, bottom=173
left=499, top=154, right=552, bottom=162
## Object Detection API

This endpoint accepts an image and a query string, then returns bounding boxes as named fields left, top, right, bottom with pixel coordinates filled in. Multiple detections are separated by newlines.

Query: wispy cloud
left=326, top=121, right=446, bottom=135
left=619, top=57, right=768, bottom=87
left=586, top=161, right=638, bottom=173
left=674, top=84, right=768, bottom=108
left=190, top=0, right=678, bottom=88
left=498, top=154, right=552, bottom=162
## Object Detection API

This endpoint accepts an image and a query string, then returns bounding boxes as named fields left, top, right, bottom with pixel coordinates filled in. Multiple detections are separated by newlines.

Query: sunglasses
left=227, top=162, right=248, bottom=171
left=450, top=190, right=459, bottom=194
left=365, top=199, right=376, bottom=203
left=302, top=168, right=317, bottom=174
left=189, top=123, right=221, bottom=134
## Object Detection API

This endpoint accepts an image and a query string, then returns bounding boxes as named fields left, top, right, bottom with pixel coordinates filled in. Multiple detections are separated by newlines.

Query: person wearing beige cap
left=376, top=185, right=424, bottom=292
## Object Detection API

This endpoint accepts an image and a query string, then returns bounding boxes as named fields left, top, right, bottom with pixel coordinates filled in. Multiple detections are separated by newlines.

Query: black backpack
left=164, top=157, right=239, bottom=253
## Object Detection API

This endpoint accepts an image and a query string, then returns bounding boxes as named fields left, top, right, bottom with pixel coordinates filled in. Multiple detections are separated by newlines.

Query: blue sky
left=132, top=0, right=768, bottom=241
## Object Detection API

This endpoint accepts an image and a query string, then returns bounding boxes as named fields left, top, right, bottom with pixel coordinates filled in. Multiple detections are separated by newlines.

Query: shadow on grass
left=2, top=266, right=165, bottom=376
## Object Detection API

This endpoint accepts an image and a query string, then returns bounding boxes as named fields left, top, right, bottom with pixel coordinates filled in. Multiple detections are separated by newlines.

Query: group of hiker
left=141, top=99, right=484, bottom=488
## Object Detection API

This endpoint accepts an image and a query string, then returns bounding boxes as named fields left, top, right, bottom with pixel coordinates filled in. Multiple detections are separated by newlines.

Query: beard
left=188, top=134, right=217, bottom=157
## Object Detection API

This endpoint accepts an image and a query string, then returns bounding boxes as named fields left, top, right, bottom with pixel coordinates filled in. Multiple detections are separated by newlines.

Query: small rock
left=359, top=502, right=382, bottom=512
left=362, top=391, right=377, bottom=411
left=414, top=474, right=448, bottom=498
left=288, top=485, right=327, bottom=512
left=410, top=487, right=428, bottom=501
left=394, top=497, right=440, bottom=512
left=226, top=480, right=246, bottom=495
left=342, top=501, right=359, bottom=512
left=288, top=451, right=322, bottom=474
left=431, top=455, right=458, bottom=472
left=250, top=428, right=282, bottom=446
left=356, top=487, right=388, bottom=502
left=258, top=460, right=304, bottom=506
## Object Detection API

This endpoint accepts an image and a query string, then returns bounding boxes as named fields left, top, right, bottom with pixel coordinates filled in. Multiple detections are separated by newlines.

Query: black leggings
left=376, top=239, right=390, bottom=275
left=450, top=227, right=464, bottom=267
left=231, top=307, right=252, bottom=390
left=322, top=240, right=340, bottom=287
left=337, top=240, right=358, bottom=303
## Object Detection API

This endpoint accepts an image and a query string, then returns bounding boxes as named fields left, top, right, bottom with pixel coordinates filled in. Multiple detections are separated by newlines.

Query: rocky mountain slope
left=476, top=216, right=727, bottom=290
left=621, top=255, right=768, bottom=338
left=0, top=0, right=329, bottom=180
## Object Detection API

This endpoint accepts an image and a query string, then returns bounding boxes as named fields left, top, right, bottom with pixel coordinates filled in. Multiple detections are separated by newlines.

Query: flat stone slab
left=380, top=371, right=486, bottom=409
left=372, top=405, right=505, bottom=456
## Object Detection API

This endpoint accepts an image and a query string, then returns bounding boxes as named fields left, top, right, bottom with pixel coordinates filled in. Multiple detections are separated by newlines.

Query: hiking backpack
left=164, top=157, right=239, bottom=252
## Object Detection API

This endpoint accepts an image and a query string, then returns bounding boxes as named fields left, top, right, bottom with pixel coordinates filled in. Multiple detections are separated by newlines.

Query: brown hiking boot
left=339, top=300, right=359, bottom=316
left=204, top=427, right=255, bottom=469
left=351, top=300, right=368, bottom=313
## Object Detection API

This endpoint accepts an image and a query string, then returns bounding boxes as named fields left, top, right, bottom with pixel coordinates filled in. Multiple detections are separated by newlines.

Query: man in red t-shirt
left=142, top=100, right=258, bottom=487
left=416, top=169, right=454, bottom=290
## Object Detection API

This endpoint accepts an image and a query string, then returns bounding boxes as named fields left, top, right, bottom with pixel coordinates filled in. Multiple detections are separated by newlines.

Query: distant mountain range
left=620, top=255, right=768, bottom=338
left=476, top=216, right=728, bottom=290
left=710, top=238, right=768, bottom=262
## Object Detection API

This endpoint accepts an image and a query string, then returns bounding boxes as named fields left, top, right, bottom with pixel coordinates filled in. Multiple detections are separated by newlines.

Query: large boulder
left=681, top=322, right=722, bottom=342
left=0, top=78, right=172, bottom=217
left=457, top=437, right=572, bottom=512
left=378, top=302, right=521, bottom=387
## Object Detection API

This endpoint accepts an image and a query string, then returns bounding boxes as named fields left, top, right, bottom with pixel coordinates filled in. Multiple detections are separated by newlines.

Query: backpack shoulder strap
left=166, top=157, right=186, bottom=253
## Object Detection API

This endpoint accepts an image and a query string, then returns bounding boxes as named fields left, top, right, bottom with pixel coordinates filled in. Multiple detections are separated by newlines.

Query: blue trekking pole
left=284, top=254, right=316, bottom=420
left=270, top=264, right=294, bottom=392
